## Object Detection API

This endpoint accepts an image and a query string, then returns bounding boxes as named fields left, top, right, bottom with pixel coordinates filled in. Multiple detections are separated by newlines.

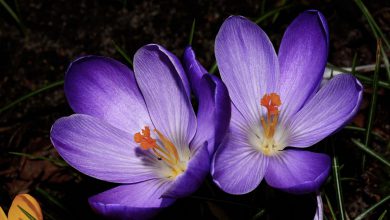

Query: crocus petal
left=153, top=44, right=192, bottom=98
left=50, top=114, right=158, bottom=183
left=89, top=179, right=175, bottom=220
left=190, top=74, right=231, bottom=153
left=314, top=193, right=323, bottom=220
left=0, top=207, right=6, bottom=220
left=8, top=194, right=43, bottom=220
left=212, top=107, right=269, bottom=194
left=215, top=16, right=279, bottom=125
left=183, top=46, right=208, bottom=97
left=64, top=56, right=151, bottom=133
left=278, top=10, right=329, bottom=119
left=183, top=47, right=231, bottom=153
left=134, top=44, right=197, bottom=157
left=163, top=142, right=210, bottom=198
left=265, top=150, right=331, bottom=194
left=286, top=74, right=363, bottom=147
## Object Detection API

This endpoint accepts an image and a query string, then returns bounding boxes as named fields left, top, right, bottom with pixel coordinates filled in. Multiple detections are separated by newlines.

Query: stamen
left=133, top=126, right=182, bottom=176
left=154, top=129, right=179, bottom=163
left=260, top=93, right=281, bottom=138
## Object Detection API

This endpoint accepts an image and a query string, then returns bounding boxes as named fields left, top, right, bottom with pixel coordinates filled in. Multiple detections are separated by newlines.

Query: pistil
left=259, top=93, right=282, bottom=155
left=260, top=93, right=281, bottom=138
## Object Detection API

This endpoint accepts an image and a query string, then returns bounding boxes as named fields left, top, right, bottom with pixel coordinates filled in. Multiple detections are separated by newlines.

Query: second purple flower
left=211, top=10, right=363, bottom=195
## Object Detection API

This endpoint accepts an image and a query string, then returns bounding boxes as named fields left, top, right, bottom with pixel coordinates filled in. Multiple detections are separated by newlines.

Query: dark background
left=0, top=0, right=389, bottom=219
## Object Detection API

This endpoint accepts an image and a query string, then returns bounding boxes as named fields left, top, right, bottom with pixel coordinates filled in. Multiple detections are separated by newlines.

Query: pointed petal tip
left=216, top=12, right=279, bottom=125
left=301, top=9, right=329, bottom=42
left=184, top=45, right=194, bottom=54
left=225, top=15, right=249, bottom=21
left=65, top=55, right=131, bottom=77
left=182, top=46, right=207, bottom=99
left=133, top=43, right=196, bottom=152
left=63, top=54, right=153, bottom=132
left=220, top=15, right=257, bottom=31
left=134, top=43, right=192, bottom=99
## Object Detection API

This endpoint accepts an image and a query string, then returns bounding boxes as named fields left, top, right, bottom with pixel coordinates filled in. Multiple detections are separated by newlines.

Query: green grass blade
left=326, top=63, right=390, bottom=89
left=324, top=192, right=337, bottom=220
left=351, top=52, right=358, bottom=76
left=0, top=80, right=64, bottom=114
left=365, top=40, right=382, bottom=144
left=188, top=19, right=196, bottom=45
left=344, top=126, right=384, bottom=140
left=332, top=145, right=345, bottom=220
left=355, top=74, right=390, bottom=89
left=9, top=152, right=68, bottom=167
left=0, top=0, right=26, bottom=35
left=354, top=195, right=390, bottom=220
left=13, top=0, right=21, bottom=19
left=36, top=188, right=72, bottom=215
left=260, top=0, right=266, bottom=16
left=251, top=209, right=266, bottom=220
left=42, top=210, right=57, bottom=220
left=378, top=210, right=387, bottom=220
left=380, top=48, right=390, bottom=81
left=354, top=0, right=390, bottom=49
left=113, top=41, right=133, bottom=66
left=362, top=40, right=382, bottom=169
left=254, top=3, right=293, bottom=24
left=271, top=0, right=287, bottom=23
left=209, top=62, right=217, bottom=74
left=351, top=139, right=390, bottom=168
left=17, top=205, right=37, bottom=220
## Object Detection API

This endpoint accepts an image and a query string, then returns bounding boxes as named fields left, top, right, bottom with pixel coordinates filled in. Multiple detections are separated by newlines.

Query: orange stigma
left=260, top=93, right=281, bottom=115
left=134, top=126, right=156, bottom=150
left=134, top=126, right=182, bottom=175
left=260, top=93, right=281, bottom=138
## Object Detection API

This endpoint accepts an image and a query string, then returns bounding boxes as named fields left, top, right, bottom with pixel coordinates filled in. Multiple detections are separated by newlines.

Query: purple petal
left=133, top=44, right=197, bottom=157
left=183, top=46, right=208, bottom=98
left=183, top=47, right=230, bottom=152
left=286, top=74, right=363, bottom=147
left=190, top=74, right=231, bottom=153
left=163, top=142, right=210, bottom=198
left=50, top=114, right=157, bottom=183
left=265, top=150, right=331, bottom=194
left=215, top=16, right=279, bottom=125
left=64, top=56, right=151, bottom=133
left=153, top=44, right=192, bottom=98
left=89, top=179, right=175, bottom=220
left=314, top=193, right=323, bottom=220
left=278, top=10, right=329, bottom=119
left=212, top=107, right=269, bottom=194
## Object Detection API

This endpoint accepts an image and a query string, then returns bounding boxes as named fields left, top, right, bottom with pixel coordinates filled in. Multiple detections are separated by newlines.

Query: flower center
left=259, top=93, right=282, bottom=156
left=134, top=126, right=186, bottom=178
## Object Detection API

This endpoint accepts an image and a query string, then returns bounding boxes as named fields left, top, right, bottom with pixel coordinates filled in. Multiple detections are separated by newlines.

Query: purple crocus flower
left=211, top=10, right=363, bottom=194
left=50, top=44, right=230, bottom=219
